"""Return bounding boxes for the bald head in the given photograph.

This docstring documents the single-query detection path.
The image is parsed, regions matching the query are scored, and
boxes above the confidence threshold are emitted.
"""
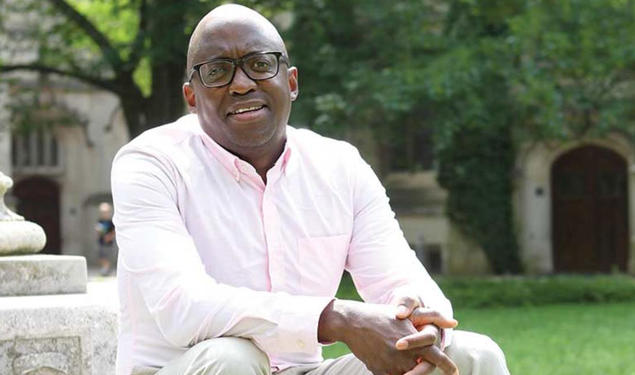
[187,4,287,71]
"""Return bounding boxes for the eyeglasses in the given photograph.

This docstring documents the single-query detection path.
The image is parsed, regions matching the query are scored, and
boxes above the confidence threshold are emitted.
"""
[189,51,289,88]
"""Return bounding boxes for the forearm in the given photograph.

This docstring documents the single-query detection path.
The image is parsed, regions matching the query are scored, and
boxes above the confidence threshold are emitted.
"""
[318,299,352,344]
[125,260,332,352]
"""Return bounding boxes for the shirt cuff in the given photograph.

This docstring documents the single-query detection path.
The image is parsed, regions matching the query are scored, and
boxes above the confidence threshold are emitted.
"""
[440,327,453,350]
[253,295,333,354]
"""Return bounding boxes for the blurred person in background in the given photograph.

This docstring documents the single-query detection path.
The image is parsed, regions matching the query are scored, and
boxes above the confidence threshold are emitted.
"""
[95,201,115,276]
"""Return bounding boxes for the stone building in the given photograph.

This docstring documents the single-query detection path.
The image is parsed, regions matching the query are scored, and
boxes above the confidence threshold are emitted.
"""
[0,78,129,265]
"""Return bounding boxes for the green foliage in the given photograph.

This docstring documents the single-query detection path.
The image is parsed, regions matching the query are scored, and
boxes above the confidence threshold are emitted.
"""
[437,275,635,308]
[507,0,635,140]
[421,37,522,273]
[336,273,635,308]
[288,0,635,273]
[286,0,445,139]
[0,0,292,136]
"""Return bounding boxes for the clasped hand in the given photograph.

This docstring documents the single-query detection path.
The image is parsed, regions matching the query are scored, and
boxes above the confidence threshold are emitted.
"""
[332,299,458,375]
[393,295,459,375]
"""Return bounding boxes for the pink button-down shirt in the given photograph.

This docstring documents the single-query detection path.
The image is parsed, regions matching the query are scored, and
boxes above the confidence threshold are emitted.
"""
[111,114,452,375]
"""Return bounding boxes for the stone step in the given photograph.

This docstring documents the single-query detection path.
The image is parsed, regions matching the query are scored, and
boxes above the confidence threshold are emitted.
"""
[0,255,87,296]
[0,288,118,374]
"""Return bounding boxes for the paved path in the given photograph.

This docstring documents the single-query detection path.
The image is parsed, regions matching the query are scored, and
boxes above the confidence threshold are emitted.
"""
[87,267,119,309]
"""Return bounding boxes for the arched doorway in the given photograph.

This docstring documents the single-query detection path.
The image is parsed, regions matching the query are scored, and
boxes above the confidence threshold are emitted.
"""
[13,177,62,254]
[551,145,628,272]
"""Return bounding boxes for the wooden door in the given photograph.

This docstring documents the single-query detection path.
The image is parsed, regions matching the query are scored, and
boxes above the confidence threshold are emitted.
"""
[552,146,628,272]
[13,177,61,254]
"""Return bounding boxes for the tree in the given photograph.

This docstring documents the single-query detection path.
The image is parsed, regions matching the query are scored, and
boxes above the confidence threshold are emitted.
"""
[0,0,288,137]
[286,0,447,172]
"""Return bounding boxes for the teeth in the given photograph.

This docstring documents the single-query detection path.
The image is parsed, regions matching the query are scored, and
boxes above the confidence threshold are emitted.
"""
[233,105,263,114]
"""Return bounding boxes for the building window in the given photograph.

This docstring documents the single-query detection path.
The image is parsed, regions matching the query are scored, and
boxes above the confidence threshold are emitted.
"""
[11,129,62,174]
[413,242,443,274]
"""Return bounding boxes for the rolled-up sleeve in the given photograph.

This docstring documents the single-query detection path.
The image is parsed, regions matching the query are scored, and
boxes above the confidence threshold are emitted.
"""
[344,147,454,346]
[111,147,331,353]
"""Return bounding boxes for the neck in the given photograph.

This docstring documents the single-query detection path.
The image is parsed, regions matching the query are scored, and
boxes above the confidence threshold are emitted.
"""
[221,138,286,184]
[242,143,285,184]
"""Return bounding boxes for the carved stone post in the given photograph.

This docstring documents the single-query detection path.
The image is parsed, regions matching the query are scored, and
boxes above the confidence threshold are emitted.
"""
[0,171,46,255]
[0,170,117,374]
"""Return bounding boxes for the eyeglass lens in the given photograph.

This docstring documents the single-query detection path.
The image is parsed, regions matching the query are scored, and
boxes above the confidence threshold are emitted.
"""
[198,53,280,87]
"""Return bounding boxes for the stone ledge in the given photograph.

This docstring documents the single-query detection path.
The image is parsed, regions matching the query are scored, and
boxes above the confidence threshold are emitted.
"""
[0,291,118,374]
[0,255,87,296]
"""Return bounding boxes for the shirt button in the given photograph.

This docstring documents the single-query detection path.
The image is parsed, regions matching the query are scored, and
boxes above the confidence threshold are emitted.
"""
[297,339,305,349]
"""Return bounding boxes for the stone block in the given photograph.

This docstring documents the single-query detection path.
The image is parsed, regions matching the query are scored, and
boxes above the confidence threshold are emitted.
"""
[0,291,118,374]
[0,255,87,296]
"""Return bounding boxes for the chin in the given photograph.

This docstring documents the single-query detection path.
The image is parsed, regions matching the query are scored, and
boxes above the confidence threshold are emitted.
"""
[229,123,284,147]
[229,132,277,150]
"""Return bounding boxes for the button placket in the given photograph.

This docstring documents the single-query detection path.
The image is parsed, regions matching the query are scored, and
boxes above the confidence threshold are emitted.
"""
[261,185,286,291]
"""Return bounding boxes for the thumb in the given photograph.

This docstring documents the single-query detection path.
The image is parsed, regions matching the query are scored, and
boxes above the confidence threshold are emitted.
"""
[392,295,421,319]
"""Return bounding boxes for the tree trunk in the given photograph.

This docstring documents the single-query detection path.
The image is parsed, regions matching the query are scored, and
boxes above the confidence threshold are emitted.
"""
[141,0,190,135]
[114,73,148,138]
[146,61,187,131]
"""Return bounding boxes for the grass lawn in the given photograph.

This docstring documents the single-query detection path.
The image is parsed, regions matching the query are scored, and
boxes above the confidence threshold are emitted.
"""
[454,302,635,374]
[324,276,635,374]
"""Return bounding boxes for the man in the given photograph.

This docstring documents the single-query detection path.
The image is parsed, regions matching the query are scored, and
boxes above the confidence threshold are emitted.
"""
[111,4,510,375]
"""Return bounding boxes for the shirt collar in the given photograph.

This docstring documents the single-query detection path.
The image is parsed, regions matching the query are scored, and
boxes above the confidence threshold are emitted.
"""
[192,115,294,181]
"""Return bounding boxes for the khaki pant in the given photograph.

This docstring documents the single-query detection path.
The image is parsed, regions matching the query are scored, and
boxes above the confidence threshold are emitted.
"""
[132,330,509,375]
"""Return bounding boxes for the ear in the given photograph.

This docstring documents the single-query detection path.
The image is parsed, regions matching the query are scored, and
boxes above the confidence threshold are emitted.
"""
[287,67,299,102]
[183,82,197,112]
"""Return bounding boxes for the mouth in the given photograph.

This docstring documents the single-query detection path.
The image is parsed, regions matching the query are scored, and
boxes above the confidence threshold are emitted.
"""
[226,103,268,123]
[228,104,266,116]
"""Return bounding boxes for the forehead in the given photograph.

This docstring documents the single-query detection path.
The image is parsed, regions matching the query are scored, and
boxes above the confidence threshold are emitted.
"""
[193,19,283,61]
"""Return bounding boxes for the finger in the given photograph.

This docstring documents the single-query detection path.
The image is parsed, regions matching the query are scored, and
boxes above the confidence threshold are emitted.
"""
[395,324,438,350]
[392,295,421,319]
[420,345,458,375]
[403,359,434,375]
[410,308,458,329]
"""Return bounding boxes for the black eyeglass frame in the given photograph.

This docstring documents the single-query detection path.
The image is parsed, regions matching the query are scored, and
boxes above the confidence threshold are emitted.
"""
[188,51,290,88]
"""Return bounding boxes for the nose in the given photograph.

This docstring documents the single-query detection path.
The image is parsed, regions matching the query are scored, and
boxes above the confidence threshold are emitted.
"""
[229,66,257,95]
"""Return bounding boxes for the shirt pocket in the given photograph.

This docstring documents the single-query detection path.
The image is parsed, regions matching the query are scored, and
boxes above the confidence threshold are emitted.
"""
[297,235,350,297]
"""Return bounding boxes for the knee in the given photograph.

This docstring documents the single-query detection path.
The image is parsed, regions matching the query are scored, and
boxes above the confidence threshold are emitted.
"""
[189,337,270,375]
[446,331,509,375]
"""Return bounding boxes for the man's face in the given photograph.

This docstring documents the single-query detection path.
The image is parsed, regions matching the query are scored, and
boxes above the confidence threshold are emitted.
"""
[184,19,298,157]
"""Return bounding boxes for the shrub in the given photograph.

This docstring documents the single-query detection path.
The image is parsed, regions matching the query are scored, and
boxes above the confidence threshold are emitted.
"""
[336,273,635,308]
[436,275,635,308]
